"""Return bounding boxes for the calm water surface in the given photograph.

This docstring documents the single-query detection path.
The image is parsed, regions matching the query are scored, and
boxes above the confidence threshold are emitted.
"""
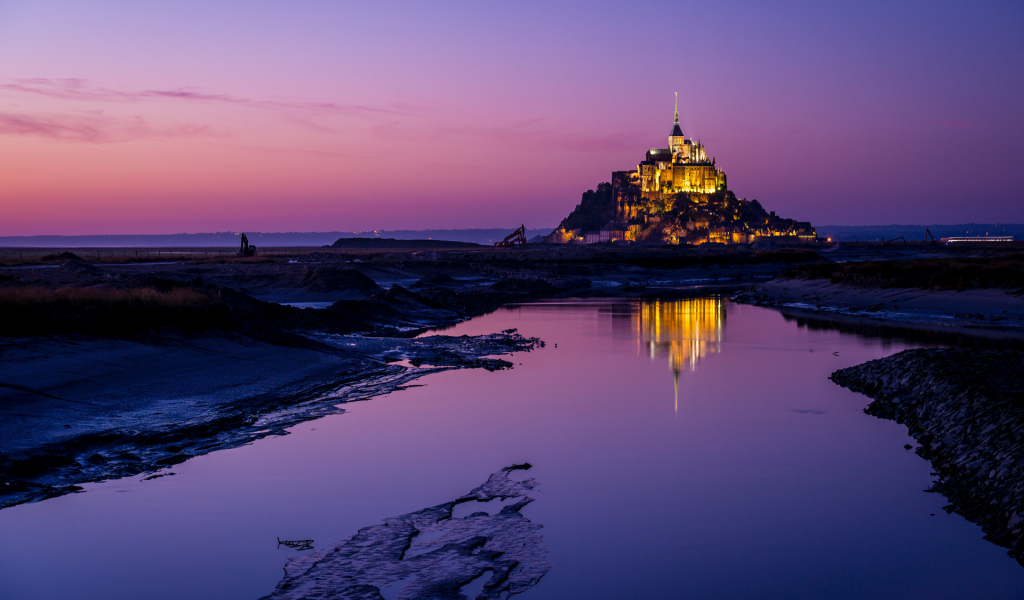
[3,297,1023,599]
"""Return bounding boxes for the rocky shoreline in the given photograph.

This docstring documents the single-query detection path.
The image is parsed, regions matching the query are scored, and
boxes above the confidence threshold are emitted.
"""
[831,349,1024,563]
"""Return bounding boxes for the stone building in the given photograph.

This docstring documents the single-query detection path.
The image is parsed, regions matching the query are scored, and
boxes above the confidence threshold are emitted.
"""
[614,93,728,222]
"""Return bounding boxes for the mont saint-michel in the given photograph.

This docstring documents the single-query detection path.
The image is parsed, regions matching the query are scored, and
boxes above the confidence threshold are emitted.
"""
[4,1,1024,597]
[549,94,817,245]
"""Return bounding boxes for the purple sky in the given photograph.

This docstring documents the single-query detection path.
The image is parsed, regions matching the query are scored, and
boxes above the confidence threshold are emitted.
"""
[0,0,1021,234]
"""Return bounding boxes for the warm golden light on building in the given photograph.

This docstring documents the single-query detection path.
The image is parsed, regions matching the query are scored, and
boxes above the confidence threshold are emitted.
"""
[625,94,729,203]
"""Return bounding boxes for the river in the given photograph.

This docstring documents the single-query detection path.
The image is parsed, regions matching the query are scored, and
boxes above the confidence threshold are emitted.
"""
[2,295,1023,599]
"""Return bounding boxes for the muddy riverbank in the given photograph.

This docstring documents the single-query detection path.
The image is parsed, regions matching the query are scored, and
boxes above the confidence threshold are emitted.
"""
[733,279,1024,334]
[734,253,1024,333]
[0,329,542,510]
[0,263,581,509]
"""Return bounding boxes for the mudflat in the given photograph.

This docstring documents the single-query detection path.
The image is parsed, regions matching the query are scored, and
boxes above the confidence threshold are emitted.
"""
[735,278,1024,331]
[1,251,594,509]
[0,328,545,509]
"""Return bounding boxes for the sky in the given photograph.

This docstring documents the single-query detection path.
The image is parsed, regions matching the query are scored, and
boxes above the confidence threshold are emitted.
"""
[0,0,1022,235]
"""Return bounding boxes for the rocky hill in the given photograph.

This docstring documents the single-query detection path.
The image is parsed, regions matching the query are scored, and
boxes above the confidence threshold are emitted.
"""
[554,181,812,245]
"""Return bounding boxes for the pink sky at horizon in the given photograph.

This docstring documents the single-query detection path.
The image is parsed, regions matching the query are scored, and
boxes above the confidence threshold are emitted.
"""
[0,0,1021,236]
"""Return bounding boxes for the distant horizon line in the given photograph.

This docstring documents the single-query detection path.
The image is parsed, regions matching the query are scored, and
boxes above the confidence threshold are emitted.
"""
[0,228,558,248]
[0,228,556,238]
[0,223,1021,248]
[2,222,1024,238]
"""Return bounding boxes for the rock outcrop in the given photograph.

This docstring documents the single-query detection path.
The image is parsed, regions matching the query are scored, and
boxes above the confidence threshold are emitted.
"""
[261,465,548,600]
[831,349,1024,563]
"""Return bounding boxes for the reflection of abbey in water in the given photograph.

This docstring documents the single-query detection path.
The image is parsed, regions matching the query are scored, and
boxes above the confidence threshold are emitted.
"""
[634,297,725,410]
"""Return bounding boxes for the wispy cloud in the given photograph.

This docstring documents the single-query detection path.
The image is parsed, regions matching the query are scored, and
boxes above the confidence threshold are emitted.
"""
[0,78,626,154]
[0,78,425,144]
[0,111,219,143]
[0,78,419,117]
[0,78,135,102]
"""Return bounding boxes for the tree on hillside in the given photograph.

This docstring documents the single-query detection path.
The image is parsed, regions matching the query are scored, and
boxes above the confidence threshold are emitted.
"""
[559,183,615,232]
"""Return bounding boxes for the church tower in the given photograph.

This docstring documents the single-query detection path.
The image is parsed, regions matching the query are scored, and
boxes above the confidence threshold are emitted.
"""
[668,92,686,158]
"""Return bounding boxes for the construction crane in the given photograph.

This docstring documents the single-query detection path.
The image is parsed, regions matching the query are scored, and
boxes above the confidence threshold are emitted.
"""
[495,225,527,247]
[925,228,937,244]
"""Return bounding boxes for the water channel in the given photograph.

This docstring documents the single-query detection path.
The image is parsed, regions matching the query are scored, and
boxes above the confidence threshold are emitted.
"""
[3,295,1023,598]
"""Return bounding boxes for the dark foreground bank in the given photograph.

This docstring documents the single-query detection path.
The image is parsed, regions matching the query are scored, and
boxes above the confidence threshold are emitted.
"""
[832,349,1024,563]
[0,270,591,509]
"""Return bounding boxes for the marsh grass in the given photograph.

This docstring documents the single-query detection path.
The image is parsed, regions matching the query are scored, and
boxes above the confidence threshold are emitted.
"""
[788,254,1024,293]
[0,285,230,336]
[0,248,282,266]
[0,286,209,307]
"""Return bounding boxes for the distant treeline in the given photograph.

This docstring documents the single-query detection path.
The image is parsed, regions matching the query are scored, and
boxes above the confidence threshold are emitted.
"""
[0,228,554,248]
[816,224,1024,242]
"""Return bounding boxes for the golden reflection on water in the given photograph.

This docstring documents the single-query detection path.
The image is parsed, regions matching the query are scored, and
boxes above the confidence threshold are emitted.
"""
[634,297,725,412]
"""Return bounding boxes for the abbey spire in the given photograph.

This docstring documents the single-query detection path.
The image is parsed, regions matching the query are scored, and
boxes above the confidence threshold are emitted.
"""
[670,92,684,138]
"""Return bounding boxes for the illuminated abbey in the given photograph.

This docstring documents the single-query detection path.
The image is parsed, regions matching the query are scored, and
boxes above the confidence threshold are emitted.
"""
[632,93,727,199]
[551,94,816,245]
